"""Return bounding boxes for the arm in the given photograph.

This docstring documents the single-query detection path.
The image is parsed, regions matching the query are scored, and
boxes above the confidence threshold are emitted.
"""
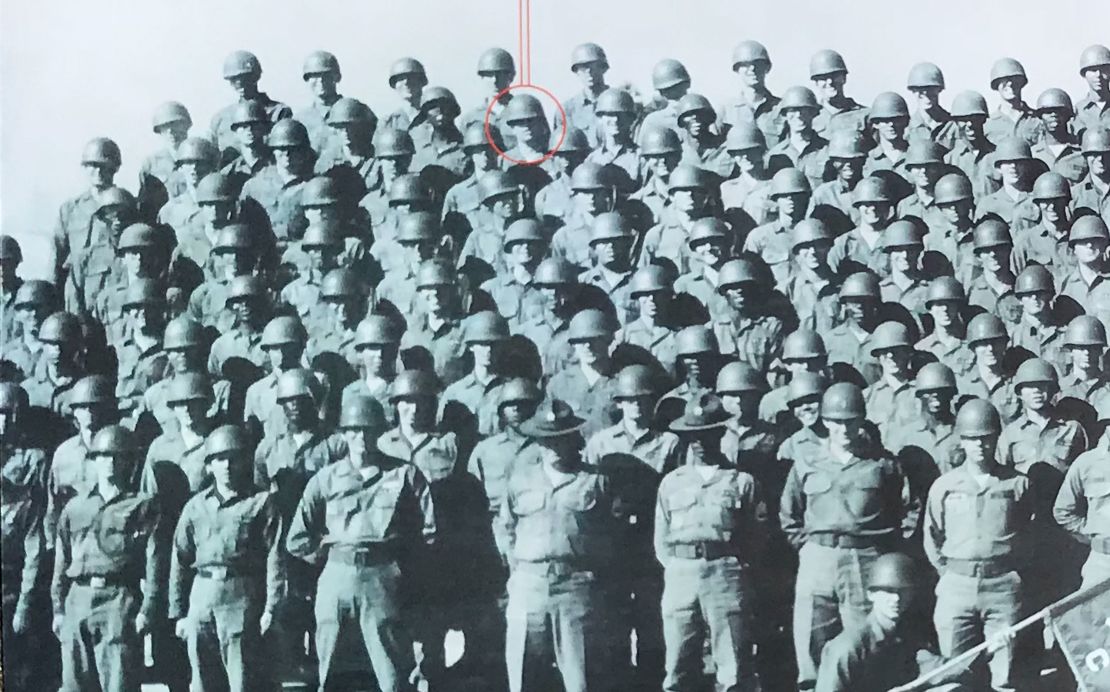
[168,503,197,621]
[895,460,921,541]
[141,498,168,622]
[923,484,946,571]
[285,475,327,564]
[779,465,807,550]
[17,481,46,628]
[814,635,858,692]
[653,482,671,569]
[260,494,285,620]
[1053,463,1089,540]
[51,510,71,621]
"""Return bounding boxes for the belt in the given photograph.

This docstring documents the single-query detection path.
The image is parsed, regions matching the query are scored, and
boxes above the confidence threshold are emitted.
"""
[1091,536,1110,554]
[328,545,399,567]
[943,558,1017,578]
[196,566,251,580]
[671,541,740,561]
[71,575,139,589]
[513,560,593,578]
[809,533,885,549]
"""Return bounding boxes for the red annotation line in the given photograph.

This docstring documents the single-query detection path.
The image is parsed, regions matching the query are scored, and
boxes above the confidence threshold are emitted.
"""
[525,0,532,84]
[517,0,532,85]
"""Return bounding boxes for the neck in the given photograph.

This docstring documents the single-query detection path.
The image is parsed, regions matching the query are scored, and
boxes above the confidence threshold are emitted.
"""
[1026,407,1050,426]
[738,84,764,101]
[97,479,122,500]
[216,482,242,499]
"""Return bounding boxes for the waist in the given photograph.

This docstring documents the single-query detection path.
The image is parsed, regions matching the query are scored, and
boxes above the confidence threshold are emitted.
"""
[670,540,742,562]
[513,558,595,578]
[943,557,1019,578]
[70,574,140,589]
[195,564,257,580]
[327,543,401,567]
[808,532,890,549]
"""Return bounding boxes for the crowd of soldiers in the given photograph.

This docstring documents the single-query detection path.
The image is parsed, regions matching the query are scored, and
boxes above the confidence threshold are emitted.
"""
[3,36,1110,692]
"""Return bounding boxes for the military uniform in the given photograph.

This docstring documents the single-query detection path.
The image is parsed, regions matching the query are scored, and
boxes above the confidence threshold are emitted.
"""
[116,335,171,419]
[718,92,783,147]
[210,95,292,154]
[767,135,829,188]
[829,228,887,278]
[240,167,311,246]
[481,269,545,327]
[712,313,785,375]
[470,427,534,557]
[944,140,1000,200]
[47,434,96,544]
[1054,439,1110,588]
[546,366,619,440]
[208,326,266,377]
[983,104,1044,147]
[399,314,468,386]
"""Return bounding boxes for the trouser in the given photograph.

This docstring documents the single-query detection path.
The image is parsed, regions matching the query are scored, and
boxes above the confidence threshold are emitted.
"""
[272,556,316,683]
[934,569,1024,692]
[3,588,39,691]
[182,573,271,692]
[606,541,664,690]
[1081,548,1110,590]
[314,559,416,692]
[661,557,757,692]
[792,541,880,688]
[59,582,143,692]
[505,564,613,692]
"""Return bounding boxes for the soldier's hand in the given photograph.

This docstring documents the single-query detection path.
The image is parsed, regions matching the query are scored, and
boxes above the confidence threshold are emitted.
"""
[135,613,149,634]
[987,629,1016,654]
[259,611,274,635]
[52,614,64,638]
[12,609,28,634]
[174,618,190,640]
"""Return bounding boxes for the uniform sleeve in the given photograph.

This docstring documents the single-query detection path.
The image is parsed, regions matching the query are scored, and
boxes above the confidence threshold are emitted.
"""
[141,498,168,622]
[260,493,285,616]
[17,461,47,622]
[1054,462,1089,539]
[779,464,807,550]
[410,467,437,545]
[894,459,921,541]
[923,482,946,571]
[499,482,519,562]
[814,634,858,692]
[653,479,672,569]
[52,509,71,619]
[285,475,327,564]
[168,502,197,620]
[740,474,769,559]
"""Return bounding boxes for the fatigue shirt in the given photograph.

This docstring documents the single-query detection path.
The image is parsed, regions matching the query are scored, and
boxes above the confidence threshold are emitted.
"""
[907,109,959,150]
[377,428,460,485]
[412,133,467,177]
[674,270,728,321]
[546,366,619,440]
[615,320,679,373]
[965,274,1022,326]
[239,166,310,244]
[718,90,784,146]
[829,227,888,278]
[584,141,642,186]
[208,326,266,377]
[458,222,508,274]
[315,148,378,194]
[210,94,292,154]
[116,337,170,415]
[1031,137,1088,184]
[960,369,1022,424]
[52,190,100,284]
[983,103,1045,147]
[915,333,976,379]
[341,377,395,426]
[142,426,212,516]
[810,180,860,224]
[816,614,949,692]
[295,96,341,153]
[1,442,47,617]
[21,362,80,416]
[1013,224,1074,281]
[1011,316,1068,374]
[518,311,574,375]
[481,270,545,326]
[743,219,794,287]
[399,314,468,386]
[255,429,347,520]
[878,275,928,314]
[712,312,785,374]
[680,136,734,179]
[640,218,696,274]
[863,143,911,185]
[1075,93,1110,135]
[1054,442,1110,542]
[580,266,636,324]
[925,224,977,287]
[766,133,830,188]
[720,175,774,226]
[556,90,603,149]
[813,99,869,139]
[824,323,881,385]
[944,139,1000,200]
[47,434,94,544]
[140,375,231,434]
[1058,375,1110,419]
[534,174,574,223]
[280,275,326,323]
[1072,176,1110,222]
[785,272,839,333]
[186,279,235,331]
[469,430,534,519]
[440,372,505,437]
[895,192,946,235]
[998,412,1087,476]
[1058,266,1110,321]
[550,214,594,269]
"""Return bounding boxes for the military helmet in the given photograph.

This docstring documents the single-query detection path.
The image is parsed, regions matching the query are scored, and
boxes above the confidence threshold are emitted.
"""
[504,94,546,124]
[163,317,206,351]
[13,280,56,309]
[993,137,1034,164]
[397,212,441,244]
[790,219,833,250]
[570,162,610,191]
[907,62,945,90]
[388,57,427,86]
[152,101,192,132]
[267,119,310,149]
[1014,265,1054,295]
[676,93,715,122]
[675,325,719,356]
[533,258,579,286]
[770,167,811,197]
[934,173,974,205]
[950,91,989,119]
[1070,216,1110,244]
[571,42,608,70]
[375,128,416,158]
[853,176,894,206]
[732,40,771,69]
[354,315,402,348]
[321,268,365,300]
[882,220,924,250]
[724,123,767,153]
[498,378,542,407]
[973,219,1013,251]
[213,224,255,252]
[327,98,377,127]
[955,398,1002,437]
[302,50,340,78]
[116,223,160,253]
[166,373,213,405]
[464,311,510,343]
[1013,358,1057,389]
[390,173,433,206]
[869,321,914,354]
[477,47,515,74]
[590,211,634,245]
[782,329,827,360]
[568,309,617,342]
[302,221,345,250]
[614,365,657,399]
[1031,172,1071,202]
[641,127,683,156]
[828,130,868,159]
[839,271,881,301]
[478,171,519,203]
[81,137,122,168]
[174,137,219,166]
[870,92,910,120]
[90,425,138,457]
[261,315,307,348]
[717,258,761,289]
[415,260,456,289]
[558,127,590,154]
[225,275,268,303]
[904,141,948,167]
[595,88,636,115]
[716,361,766,394]
[301,177,342,208]
[630,264,673,296]
[652,59,691,90]
[668,165,716,192]
[687,218,731,247]
[1065,315,1108,348]
[1035,88,1074,114]
[1082,127,1110,155]
[989,57,1027,88]
[229,101,268,128]
[503,218,546,248]
[38,312,83,344]
[779,86,820,111]
[869,553,918,590]
[915,362,957,393]
[787,371,827,405]
[122,278,166,309]
[820,382,866,420]
[463,122,493,152]
[925,276,967,306]
[809,49,848,78]
[390,369,440,401]
[338,395,387,431]
[69,375,116,408]
[1080,44,1110,74]
[205,424,253,460]
[222,50,261,79]
[0,235,22,263]
[276,368,319,402]
[967,313,1009,344]
[195,173,236,204]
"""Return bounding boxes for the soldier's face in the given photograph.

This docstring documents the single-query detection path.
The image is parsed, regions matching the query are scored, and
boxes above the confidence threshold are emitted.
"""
[998,161,1022,187]
[480,71,512,95]
[907,165,932,189]
[574,62,606,90]
[274,148,298,172]
[616,396,650,424]
[598,112,631,139]
[637,292,661,319]
[396,398,433,430]
[1039,109,1067,132]
[858,202,887,226]
[889,248,913,273]
[1036,199,1067,225]
[158,122,189,149]
[593,239,617,266]
[973,340,1004,368]
[960,435,996,465]
[489,193,518,220]
[358,344,388,375]
[171,399,208,429]
[393,76,423,104]
[471,149,496,173]
[232,298,258,324]
[281,396,314,428]
[343,427,379,461]
[680,112,709,139]
[209,453,249,490]
[1073,238,1109,264]
[976,247,1006,273]
[1019,383,1051,411]
[725,284,751,311]
[129,305,163,335]
[166,348,190,373]
[1069,345,1100,371]
[685,428,724,462]
[330,299,362,327]
[1085,66,1110,94]
[719,392,755,418]
[734,61,767,88]
[919,390,950,416]
[794,244,828,272]
[730,149,762,174]
[995,78,1021,102]
[1087,152,1109,179]
[572,337,608,366]
[955,117,984,142]
[425,105,451,129]
[775,193,801,219]
[508,240,541,267]
[470,342,493,368]
[938,201,972,226]
[673,189,708,215]
[1019,291,1049,316]
[681,355,702,382]
[834,158,862,182]
[306,72,338,100]
[94,453,132,487]
[793,398,821,427]
[929,301,959,329]
[786,358,822,375]
[42,341,62,364]
[783,108,815,133]
[420,285,449,314]
[812,72,845,100]
[233,122,267,149]
[84,163,115,190]
[841,298,869,322]
[824,417,862,448]
[508,118,541,144]
[16,305,41,332]
[573,189,609,215]
[178,161,210,189]
[869,586,913,622]
[910,87,941,111]
[501,401,532,426]
[873,119,906,142]
[227,74,259,99]
[266,344,299,371]
[877,348,911,377]
[692,239,724,267]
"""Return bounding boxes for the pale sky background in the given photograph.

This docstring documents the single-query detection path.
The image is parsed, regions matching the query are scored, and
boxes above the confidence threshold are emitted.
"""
[3,0,1108,278]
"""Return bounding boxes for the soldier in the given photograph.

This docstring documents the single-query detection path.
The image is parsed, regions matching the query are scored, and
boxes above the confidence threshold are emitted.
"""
[170,424,281,692]
[370,178,437,274]
[287,396,436,691]
[555,43,610,149]
[654,393,764,692]
[1074,126,1110,222]
[662,326,721,412]
[64,187,138,318]
[823,271,883,385]
[171,173,236,279]
[998,358,1088,478]
[1013,172,1075,277]
[906,62,959,149]
[400,261,468,386]
[307,268,369,368]
[22,311,84,416]
[785,219,839,332]
[1031,89,1088,183]
[280,220,341,323]
[1076,44,1110,136]
[52,425,165,692]
[460,171,522,273]
[924,398,1034,692]
[52,137,121,288]
[744,167,812,287]
[777,371,829,470]
[864,93,913,187]
[459,47,517,136]
[966,220,1021,325]
[383,57,428,138]
[245,315,309,439]
[1058,315,1110,420]
[810,129,867,225]
[780,382,916,689]
[878,220,929,313]
[501,94,553,165]
[673,218,731,321]
[639,59,693,138]
[1055,414,1110,588]
[897,141,949,236]
[207,275,271,377]
[975,138,1039,226]
[517,258,579,374]
[963,313,1022,424]
[440,311,511,439]
[616,264,681,372]
[240,119,314,249]
[767,86,829,188]
[411,87,466,176]
[586,88,643,184]
[481,217,546,327]
[828,176,894,279]
[551,163,616,267]
[547,309,619,438]
[97,222,169,344]
[292,177,371,276]
[719,40,783,145]
[316,97,378,192]
[581,212,636,322]
[343,314,403,418]
[984,57,1044,147]
[157,137,220,235]
[296,51,343,153]
[891,362,959,491]
[639,165,718,274]
[946,91,1001,200]
[185,223,257,332]
[719,123,774,227]
[115,279,171,422]
[0,382,48,691]
[0,235,25,346]
[444,123,501,238]
[712,257,786,374]
[536,128,591,224]
[1059,215,1110,320]
[140,102,193,221]
[675,93,732,178]
[219,102,274,192]
[930,173,978,284]
[760,329,827,427]
[808,49,869,138]
[140,317,230,433]
[210,50,291,155]
[501,398,618,692]
[864,321,923,445]
[917,277,975,381]
[1011,265,1068,370]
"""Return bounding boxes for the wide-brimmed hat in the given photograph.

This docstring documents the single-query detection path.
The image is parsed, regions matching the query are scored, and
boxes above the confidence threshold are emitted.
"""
[670,393,731,433]
[520,399,586,438]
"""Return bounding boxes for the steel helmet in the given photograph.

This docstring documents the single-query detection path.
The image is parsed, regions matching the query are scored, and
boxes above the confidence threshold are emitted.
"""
[595,88,636,115]
[116,223,159,253]
[261,315,307,348]
[327,98,377,128]
[989,58,1027,88]
[390,173,433,206]
[558,127,590,154]
[1070,216,1110,244]
[195,173,235,204]
[1035,88,1074,114]
[230,101,268,128]
[570,162,610,192]
[905,141,948,167]
[163,317,206,351]
[0,235,22,263]
[925,276,966,306]
[1080,44,1110,74]
[205,424,253,460]
[716,361,766,393]
[787,371,827,405]
[671,394,731,432]
[301,177,342,208]
[869,553,918,590]
[839,272,881,301]
[955,398,1002,437]
[615,364,657,399]
[934,173,974,205]
[570,42,608,70]
[1065,315,1108,348]
[1031,172,1071,202]
[354,315,402,347]
[869,321,914,354]
[641,127,683,156]
[302,50,340,78]
[778,86,820,111]
[222,50,261,79]
[226,275,268,303]
[268,119,310,149]
[90,425,138,457]
[276,368,319,402]
[397,212,441,244]
[390,369,440,400]
[589,211,634,245]
[770,167,811,197]
[1082,127,1110,155]
[213,224,255,252]
[14,280,56,309]
[967,313,1008,344]
[993,138,1034,165]
[853,176,894,206]
[166,372,213,405]
[973,219,1013,251]
[152,101,192,131]
[122,278,166,309]
[464,311,510,343]
[782,329,827,360]
[950,91,989,119]
[568,309,617,342]
[81,137,121,168]
[0,382,28,414]
[374,128,416,158]
[534,258,579,286]
[69,375,117,408]
[418,86,460,118]
[653,59,691,90]
[675,325,719,356]
[1014,265,1054,295]
[717,258,761,289]
[687,218,731,247]
[668,165,716,192]
[1013,358,1058,389]
[809,49,848,78]
[478,171,519,203]
[790,219,834,250]
[174,137,219,166]
[915,362,957,393]
[724,123,767,152]
[907,62,945,90]
[415,260,456,289]
[463,122,493,152]
[677,93,715,122]
[96,187,137,214]
[498,378,542,407]
[732,40,771,70]
[828,130,868,159]
[338,395,387,431]
[477,47,515,74]
[870,92,910,120]
[820,382,866,420]
[388,57,427,86]
[321,268,365,300]
[38,312,82,344]
[502,218,546,248]
[881,220,924,250]
[629,265,673,296]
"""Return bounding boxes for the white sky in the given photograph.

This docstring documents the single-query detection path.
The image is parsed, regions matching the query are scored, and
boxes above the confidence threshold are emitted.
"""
[3,0,1108,277]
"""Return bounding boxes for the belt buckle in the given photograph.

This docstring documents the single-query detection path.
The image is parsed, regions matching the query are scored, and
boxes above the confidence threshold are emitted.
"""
[89,576,107,588]
[694,543,706,559]
[208,566,229,580]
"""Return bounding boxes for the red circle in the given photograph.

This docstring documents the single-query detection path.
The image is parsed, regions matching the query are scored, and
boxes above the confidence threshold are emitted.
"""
[483,83,568,167]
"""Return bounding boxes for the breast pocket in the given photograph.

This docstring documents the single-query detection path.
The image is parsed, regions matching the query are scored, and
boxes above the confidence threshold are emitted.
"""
[562,485,599,514]
[844,469,883,518]
[512,489,548,517]
[96,513,140,559]
[665,489,700,531]
[983,489,1018,536]
[1087,481,1110,522]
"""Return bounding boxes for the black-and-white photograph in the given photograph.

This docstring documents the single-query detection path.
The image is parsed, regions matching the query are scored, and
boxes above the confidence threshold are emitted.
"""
[3,1,1110,690]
